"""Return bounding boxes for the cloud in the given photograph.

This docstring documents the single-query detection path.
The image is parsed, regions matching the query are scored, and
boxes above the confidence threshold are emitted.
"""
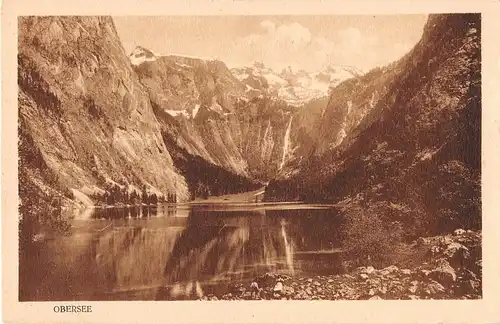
[229,20,399,72]
[234,21,327,71]
[337,27,378,56]
[240,21,312,54]
[274,22,312,48]
[260,20,275,33]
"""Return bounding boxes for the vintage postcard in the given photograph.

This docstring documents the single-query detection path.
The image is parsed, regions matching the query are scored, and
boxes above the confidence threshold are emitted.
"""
[2,0,500,323]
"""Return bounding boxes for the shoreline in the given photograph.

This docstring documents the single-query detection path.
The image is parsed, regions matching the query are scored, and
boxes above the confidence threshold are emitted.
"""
[198,229,481,301]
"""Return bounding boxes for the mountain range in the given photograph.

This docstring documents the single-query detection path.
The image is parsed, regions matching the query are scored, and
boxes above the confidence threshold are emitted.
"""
[18,14,481,237]
[231,61,362,106]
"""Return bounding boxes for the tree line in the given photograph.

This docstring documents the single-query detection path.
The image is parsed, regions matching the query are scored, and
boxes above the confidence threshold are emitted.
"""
[162,133,261,201]
[90,183,177,206]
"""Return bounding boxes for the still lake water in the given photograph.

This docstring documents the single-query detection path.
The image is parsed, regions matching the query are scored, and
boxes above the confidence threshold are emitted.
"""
[23,203,346,301]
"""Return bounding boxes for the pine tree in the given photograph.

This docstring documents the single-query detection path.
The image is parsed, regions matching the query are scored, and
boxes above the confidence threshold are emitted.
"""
[106,191,114,205]
[108,184,121,204]
[121,187,128,204]
[141,185,148,204]
[129,190,136,204]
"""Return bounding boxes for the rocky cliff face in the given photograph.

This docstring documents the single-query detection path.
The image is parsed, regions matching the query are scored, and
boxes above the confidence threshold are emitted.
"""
[132,49,328,181]
[133,53,249,175]
[266,14,481,235]
[18,16,190,209]
[18,16,332,213]
[19,16,346,215]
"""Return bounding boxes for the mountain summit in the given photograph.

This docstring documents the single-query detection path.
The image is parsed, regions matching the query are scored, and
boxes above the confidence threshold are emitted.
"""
[129,45,158,65]
[231,62,361,105]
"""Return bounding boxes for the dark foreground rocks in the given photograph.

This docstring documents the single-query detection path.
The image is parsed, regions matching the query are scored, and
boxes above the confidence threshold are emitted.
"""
[199,229,481,300]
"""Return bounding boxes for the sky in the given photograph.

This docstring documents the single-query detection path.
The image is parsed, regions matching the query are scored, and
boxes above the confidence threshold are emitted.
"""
[114,15,428,73]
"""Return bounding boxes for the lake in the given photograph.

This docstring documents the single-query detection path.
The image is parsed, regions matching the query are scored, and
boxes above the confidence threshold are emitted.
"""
[20,202,346,301]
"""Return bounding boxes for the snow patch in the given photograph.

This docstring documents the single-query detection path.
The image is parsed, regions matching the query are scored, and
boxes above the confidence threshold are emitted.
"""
[130,55,157,66]
[233,63,361,106]
[417,148,440,161]
[233,72,250,82]
[347,100,353,115]
[209,98,224,114]
[129,47,158,66]
[262,73,287,86]
[369,92,377,108]
[175,62,193,69]
[308,79,329,94]
[336,125,347,146]
[165,109,191,118]
[467,28,477,35]
[296,76,311,88]
[245,84,257,92]
[192,104,201,118]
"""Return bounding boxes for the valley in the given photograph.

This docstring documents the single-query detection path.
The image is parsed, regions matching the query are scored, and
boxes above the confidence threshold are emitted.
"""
[17,14,481,301]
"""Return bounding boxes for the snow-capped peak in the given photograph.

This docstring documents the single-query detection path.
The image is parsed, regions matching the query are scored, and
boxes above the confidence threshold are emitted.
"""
[129,46,158,66]
[231,62,362,106]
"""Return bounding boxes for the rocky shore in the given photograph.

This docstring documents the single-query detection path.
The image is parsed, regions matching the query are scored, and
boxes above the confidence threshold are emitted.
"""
[199,229,481,300]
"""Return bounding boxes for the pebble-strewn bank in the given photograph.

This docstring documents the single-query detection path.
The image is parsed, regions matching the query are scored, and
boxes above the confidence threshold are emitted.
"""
[200,229,481,300]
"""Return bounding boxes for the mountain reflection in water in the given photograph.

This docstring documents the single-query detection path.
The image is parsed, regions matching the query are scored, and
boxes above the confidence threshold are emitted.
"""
[22,203,344,301]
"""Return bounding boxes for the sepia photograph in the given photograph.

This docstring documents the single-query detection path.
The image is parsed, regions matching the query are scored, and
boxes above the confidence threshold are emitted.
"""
[15,12,483,303]
[6,0,500,322]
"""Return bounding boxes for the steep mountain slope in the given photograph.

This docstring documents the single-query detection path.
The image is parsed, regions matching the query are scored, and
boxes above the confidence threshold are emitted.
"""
[161,133,261,199]
[281,67,397,177]
[132,52,249,175]
[132,50,325,181]
[18,16,354,217]
[266,14,481,235]
[18,16,190,210]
